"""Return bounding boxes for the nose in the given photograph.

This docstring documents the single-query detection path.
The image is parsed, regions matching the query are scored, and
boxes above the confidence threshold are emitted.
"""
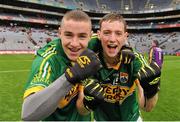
[71,37,79,47]
[109,33,116,42]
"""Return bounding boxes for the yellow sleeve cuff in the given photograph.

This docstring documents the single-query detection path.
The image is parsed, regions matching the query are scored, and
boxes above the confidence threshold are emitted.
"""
[23,86,45,99]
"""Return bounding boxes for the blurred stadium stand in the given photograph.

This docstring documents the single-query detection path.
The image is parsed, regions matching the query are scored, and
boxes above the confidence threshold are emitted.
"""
[0,26,57,51]
[0,0,179,54]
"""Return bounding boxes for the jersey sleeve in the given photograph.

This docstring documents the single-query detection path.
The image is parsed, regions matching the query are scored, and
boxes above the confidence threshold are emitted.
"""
[23,56,55,99]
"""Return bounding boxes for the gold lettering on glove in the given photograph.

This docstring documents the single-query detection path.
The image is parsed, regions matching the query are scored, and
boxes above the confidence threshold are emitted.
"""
[77,56,91,68]
[66,68,73,78]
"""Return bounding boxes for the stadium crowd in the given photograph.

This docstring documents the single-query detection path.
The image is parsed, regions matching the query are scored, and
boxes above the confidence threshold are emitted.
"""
[0,25,179,55]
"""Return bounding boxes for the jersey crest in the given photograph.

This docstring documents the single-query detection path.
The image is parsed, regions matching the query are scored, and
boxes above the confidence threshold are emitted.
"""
[119,72,129,83]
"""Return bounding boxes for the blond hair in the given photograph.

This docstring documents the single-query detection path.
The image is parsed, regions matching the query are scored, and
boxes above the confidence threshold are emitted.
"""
[61,10,92,29]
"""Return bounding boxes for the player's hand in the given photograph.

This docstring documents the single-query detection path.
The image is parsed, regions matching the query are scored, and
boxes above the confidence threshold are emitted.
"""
[65,49,102,84]
[82,79,105,111]
[120,45,135,64]
[138,61,161,99]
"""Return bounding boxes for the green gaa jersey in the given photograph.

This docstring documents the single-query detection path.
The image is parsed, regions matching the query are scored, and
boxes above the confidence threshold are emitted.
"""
[23,38,92,121]
[88,37,144,121]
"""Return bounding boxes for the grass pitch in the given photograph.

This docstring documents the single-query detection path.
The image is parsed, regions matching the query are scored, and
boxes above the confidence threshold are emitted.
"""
[141,56,180,121]
[0,54,33,121]
[0,54,179,120]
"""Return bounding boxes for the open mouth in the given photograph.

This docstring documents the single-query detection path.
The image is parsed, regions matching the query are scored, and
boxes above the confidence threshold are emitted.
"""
[68,47,80,52]
[107,44,118,49]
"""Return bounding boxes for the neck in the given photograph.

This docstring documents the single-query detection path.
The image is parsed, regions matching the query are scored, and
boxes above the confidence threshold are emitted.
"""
[103,53,120,68]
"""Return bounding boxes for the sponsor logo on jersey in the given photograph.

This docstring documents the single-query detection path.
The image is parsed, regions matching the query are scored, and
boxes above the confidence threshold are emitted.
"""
[102,83,135,104]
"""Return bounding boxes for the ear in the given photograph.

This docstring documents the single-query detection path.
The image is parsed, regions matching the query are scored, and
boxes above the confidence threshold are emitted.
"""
[97,30,101,40]
[123,32,129,45]
[125,32,128,38]
[58,27,61,38]
[91,31,93,35]
[90,30,93,37]
[126,32,129,37]
[124,32,128,42]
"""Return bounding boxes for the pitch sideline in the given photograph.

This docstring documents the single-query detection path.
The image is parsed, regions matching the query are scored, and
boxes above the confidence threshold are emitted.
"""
[0,69,30,73]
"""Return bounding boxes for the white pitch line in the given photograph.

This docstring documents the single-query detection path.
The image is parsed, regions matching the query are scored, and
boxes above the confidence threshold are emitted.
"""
[0,60,33,62]
[0,69,30,73]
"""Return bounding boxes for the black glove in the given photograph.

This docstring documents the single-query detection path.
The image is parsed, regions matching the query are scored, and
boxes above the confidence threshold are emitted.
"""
[120,45,135,64]
[82,79,105,111]
[138,61,161,99]
[65,49,102,84]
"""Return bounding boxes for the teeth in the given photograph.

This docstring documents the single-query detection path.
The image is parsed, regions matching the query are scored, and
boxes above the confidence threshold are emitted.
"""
[69,48,79,52]
[107,44,117,48]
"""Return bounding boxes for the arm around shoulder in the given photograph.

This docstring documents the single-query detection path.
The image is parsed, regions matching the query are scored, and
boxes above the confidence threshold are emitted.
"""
[136,79,159,112]
[21,74,73,120]
[143,93,158,112]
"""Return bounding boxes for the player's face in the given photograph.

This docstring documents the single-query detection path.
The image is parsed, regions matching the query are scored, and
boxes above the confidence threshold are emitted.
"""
[59,19,91,62]
[98,20,128,58]
[152,41,156,47]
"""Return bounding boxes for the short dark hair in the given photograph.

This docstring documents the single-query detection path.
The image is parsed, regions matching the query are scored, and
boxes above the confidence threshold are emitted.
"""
[153,40,159,47]
[99,13,127,32]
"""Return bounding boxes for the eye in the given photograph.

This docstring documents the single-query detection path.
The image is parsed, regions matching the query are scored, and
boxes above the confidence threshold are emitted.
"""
[65,34,72,36]
[79,34,88,40]
[103,31,110,35]
[64,33,73,38]
[115,32,122,36]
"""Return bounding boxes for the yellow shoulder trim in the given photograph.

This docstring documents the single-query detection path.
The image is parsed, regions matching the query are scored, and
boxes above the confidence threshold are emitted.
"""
[23,86,45,99]
[39,52,56,77]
